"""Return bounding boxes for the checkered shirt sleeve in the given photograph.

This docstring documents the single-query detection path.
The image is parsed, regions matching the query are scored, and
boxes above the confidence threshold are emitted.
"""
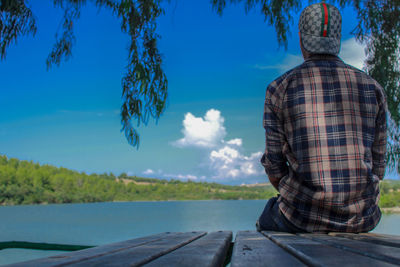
[372,83,387,180]
[261,73,290,179]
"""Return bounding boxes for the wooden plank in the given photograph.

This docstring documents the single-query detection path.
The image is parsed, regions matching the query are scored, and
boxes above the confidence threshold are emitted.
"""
[361,232,400,242]
[0,241,93,251]
[300,233,400,266]
[262,231,397,267]
[329,232,400,248]
[4,232,203,267]
[67,231,206,267]
[143,231,232,267]
[230,231,306,267]
[4,232,169,267]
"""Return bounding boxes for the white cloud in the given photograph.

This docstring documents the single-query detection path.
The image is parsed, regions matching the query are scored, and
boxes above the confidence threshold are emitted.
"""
[210,146,263,179]
[163,173,204,181]
[339,38,366,70]
[141,169,203,181]
[210,146,240,164]
[173,109,226,148]
[143,169,155,175]
[226,138,242,146]
[254,54,304,74]
[173,109,264,181]
[241,152,264,175]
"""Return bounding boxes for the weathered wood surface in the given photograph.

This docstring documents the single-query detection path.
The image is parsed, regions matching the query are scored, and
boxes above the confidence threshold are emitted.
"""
[70,231,206,267]
[4,232,172,267]
[5,232,206,267]
[5,230,400,267]
[300,233,400,265]
[230,231,306,267]
[329,232,400,248]
[263,231,399,267]
[143,231,232,267]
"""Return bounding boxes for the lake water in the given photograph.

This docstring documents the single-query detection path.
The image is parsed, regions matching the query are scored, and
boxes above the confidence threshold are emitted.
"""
[1,200,399,265]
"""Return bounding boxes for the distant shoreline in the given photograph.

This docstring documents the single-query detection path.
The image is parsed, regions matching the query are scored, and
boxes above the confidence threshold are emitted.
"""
[381,207,400,213]
[2,201,400,212]
[1,155,399,208]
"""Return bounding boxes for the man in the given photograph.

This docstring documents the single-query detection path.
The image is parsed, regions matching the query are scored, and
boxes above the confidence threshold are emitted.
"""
[257,2,387,233]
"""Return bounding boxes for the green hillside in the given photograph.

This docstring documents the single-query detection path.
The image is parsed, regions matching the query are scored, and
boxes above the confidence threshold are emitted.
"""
[0,155,276,205]
[380,179,400,208]
[0,155,399,208]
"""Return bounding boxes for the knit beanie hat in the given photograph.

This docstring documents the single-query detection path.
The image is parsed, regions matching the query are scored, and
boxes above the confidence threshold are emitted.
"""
[299,2,342,55]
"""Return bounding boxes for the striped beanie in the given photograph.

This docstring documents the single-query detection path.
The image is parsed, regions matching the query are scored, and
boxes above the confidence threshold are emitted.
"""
[299,2,342,55]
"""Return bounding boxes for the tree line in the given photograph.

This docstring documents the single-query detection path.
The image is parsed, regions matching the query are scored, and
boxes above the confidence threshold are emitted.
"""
[0,155,399,208]
[0,155,277,205]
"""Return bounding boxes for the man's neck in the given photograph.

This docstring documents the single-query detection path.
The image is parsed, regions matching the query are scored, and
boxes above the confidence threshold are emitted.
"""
[306,54,340,61]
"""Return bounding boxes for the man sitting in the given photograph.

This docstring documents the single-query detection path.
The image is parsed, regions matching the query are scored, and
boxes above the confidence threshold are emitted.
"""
[257,2,387,233]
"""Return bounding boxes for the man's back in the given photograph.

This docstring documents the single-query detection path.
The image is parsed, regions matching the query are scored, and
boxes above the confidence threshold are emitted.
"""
[262,54,387,232]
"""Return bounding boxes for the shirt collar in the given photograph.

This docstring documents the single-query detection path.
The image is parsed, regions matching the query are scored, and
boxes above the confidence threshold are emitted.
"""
[305,54,342,63]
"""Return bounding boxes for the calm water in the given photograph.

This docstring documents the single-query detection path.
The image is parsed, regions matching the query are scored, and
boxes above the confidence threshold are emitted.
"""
[0,200,399,265]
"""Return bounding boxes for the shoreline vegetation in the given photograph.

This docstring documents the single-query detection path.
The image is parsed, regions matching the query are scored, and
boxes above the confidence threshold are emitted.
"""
[0,155,399,212]
[0,155,276,205]
[381,207,400,213]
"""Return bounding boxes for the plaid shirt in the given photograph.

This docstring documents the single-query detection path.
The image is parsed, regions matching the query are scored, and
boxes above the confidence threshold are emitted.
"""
[261,54,387,232]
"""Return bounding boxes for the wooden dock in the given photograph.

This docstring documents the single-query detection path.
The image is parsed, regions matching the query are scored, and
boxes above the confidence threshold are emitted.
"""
[5,231,400,266]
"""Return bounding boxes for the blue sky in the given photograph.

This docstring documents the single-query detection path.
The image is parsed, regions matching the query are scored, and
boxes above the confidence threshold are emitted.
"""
[0,0,391,185]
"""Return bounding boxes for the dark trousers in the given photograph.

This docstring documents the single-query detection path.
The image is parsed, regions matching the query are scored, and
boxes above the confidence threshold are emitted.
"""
[256,196,305,233]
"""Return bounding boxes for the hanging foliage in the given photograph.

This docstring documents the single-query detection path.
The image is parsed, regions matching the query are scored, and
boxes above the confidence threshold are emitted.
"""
[1,0,399,162]
[0,0,167,149]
